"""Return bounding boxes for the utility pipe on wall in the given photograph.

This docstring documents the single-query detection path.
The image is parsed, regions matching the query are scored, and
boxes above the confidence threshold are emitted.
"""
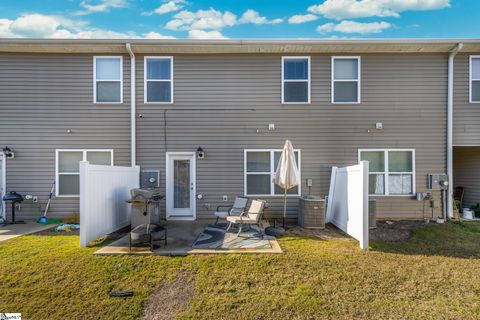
[447,42,463,219]
[126,43,136,167]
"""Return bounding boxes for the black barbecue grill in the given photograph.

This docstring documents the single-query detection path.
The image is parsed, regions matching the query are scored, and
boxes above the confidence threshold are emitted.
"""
[2,191,25,225]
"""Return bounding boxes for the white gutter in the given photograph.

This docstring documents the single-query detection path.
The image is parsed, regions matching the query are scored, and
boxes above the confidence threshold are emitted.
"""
[447,42,463,219]
[126,43,136,167]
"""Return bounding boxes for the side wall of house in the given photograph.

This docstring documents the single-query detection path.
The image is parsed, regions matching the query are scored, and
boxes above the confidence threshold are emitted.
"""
[453,53,480,146]
[0,54,131,219]
[136,53,447,220]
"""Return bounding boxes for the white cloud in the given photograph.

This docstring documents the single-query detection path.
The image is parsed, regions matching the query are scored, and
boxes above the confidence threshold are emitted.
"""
[309,0,450,19]
[238,9,283,25]
[188,29,227,39]
[76,0,128,16]
[142,0,186,16]
[288,14,318,24]
[317,20,392,34]
[165,8,237,31]
[143,31,176,39]
[0,13,175,39]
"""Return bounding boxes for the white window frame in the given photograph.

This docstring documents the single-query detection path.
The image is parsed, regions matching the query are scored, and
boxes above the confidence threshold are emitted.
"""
[358,148,416,196]
[55,149,114,197]
[244,149,301,197]
[281,56,311,104]
[144,56,174,104]
[470,55,480,103]
[331,56,361,104]
[93,56,123,104]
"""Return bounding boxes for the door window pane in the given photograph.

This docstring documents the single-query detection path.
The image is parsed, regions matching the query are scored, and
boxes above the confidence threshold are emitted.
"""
[284,82,308,102]
[334,82,358,103]
[360,151,385,172]
[147,82,171,102]
[96,58,121,80]
[246,174,271,195]
[369,174,385,195]
[389,151,412,172]
[389,174,412,195]
[174,160,190,208]
[147,59,171,80]
[58,175,80,196]
[284,59,308,80]
[247,152,270,172]
[58,152,83,173]
[87,151,112,166]
[334,59,358,80]
[472,58,480,79]
[97,82,121,102]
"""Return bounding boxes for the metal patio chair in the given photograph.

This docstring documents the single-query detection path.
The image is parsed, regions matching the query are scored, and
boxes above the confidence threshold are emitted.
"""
[226,199,266,238]
[214,196,249,225]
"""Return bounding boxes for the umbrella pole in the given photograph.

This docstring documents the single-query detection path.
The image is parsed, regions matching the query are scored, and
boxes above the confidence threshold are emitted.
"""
[283,188,287,228]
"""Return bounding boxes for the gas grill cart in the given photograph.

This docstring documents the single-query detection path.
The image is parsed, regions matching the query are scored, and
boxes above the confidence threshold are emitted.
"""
[2,191,25,225]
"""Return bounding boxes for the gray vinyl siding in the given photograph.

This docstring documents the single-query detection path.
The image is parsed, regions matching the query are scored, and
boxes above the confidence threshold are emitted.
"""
[453,53,480,146]
[453,147,480,208]
[0,54,131,219]
[136,54,447,220]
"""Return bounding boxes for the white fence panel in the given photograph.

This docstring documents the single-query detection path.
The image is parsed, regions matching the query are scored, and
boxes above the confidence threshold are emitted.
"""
[80,161,140,247]
[326,161,369,249]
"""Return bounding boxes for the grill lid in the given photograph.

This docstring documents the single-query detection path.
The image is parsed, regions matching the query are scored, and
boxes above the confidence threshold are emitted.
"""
[3,191,24,202]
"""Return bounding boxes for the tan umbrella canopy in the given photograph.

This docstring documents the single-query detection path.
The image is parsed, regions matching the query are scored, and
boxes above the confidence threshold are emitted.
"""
[273,140,300,228]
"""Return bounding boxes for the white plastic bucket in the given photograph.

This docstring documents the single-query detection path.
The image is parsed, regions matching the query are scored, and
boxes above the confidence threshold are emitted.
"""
[463,208,474,220]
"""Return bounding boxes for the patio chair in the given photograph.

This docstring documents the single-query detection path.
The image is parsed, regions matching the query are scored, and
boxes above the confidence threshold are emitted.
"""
[214,196,249,225]
[226,199,266,238]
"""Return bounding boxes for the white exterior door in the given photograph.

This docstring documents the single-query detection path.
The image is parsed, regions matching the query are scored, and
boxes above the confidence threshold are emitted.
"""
[166,152,196,220]
[0,155,5,220]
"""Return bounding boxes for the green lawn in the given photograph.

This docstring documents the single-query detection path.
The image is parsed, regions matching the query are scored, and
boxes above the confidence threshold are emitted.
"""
[1,221,480,319]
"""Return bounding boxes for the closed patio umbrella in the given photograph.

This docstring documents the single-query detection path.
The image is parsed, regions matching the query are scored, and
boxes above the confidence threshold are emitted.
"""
[273,140,300,229]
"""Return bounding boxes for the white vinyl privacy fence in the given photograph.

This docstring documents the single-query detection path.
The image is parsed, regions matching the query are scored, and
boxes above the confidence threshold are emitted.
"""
[326,161,369,249]
[80,161,140,247]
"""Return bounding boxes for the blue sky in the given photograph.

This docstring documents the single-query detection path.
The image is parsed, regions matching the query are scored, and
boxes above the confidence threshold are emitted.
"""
[0,0,478,39]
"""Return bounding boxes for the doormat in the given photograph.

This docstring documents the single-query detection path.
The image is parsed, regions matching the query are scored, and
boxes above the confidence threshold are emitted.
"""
[192,225,272,249]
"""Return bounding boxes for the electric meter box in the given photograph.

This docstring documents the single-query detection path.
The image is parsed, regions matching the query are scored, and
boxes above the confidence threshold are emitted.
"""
[427,173,448,190]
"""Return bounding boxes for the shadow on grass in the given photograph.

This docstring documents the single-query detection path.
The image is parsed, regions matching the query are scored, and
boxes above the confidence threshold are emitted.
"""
[370,221,480,259]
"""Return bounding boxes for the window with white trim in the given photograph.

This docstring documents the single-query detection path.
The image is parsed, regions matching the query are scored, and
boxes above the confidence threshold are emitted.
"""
[145,56,173,103]
[94,56,122,103]
[244,150,301,196]
[56,150,113,197]
[359,149,415,196]
[282,57,310,104]
[470,56,480,103]
[332,56,360,103]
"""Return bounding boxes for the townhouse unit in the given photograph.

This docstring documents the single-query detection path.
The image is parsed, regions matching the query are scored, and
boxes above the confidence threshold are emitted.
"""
[1,39,480,222]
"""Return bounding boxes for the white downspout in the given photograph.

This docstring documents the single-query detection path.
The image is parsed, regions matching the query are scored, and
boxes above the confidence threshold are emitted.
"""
[447,42,463,219]
[126,43,136,167]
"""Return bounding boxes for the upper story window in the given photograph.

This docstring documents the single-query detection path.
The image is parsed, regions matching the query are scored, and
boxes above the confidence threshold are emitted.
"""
[145,56,173,103]
[359,149,415,196]
[282,57,310,104]
[470,56,480,103]
[56,149,113,197]
[332,56,361,104]
[244,149,301,196]
[94,56,123,104]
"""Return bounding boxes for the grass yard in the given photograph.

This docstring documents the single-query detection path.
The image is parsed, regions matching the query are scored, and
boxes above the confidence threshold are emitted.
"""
[1,221,480,319]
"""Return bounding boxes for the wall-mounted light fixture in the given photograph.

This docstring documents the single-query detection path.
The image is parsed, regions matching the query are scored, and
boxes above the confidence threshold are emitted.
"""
[2,146,14,159]
[196,146,205,159]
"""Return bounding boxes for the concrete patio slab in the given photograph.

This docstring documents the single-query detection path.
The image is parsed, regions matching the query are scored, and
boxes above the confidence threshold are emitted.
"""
[94,220,282,256]
[0,220,54,242]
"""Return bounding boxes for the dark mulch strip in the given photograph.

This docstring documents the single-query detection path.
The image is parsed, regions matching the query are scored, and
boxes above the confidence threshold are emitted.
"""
[141,272,195,320]
[283,224,349,240]
[370,220,439,242]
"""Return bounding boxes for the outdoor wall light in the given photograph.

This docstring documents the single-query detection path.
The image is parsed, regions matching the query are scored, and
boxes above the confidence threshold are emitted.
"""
[196,147,205,159]
[2,146,14,159]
